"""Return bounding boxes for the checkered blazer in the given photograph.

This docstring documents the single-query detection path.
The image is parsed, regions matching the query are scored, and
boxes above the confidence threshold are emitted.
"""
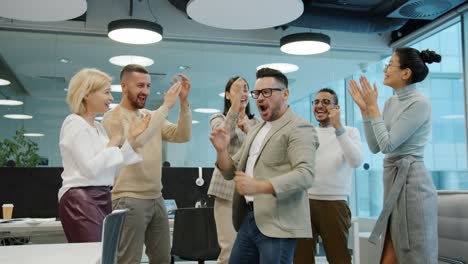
[207,109,259,200]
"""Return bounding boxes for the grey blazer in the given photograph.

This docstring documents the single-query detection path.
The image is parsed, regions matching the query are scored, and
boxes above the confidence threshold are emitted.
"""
[219,108,319,238]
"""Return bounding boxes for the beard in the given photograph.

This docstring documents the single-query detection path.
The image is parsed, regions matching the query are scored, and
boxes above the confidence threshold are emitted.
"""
[128,92,146,109]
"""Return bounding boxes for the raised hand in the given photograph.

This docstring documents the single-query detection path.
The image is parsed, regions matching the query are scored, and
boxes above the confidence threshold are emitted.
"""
[348,79,367,111]
[327,105,341,130]
[162,81,182,109]
[127,113,151,148]
[210,126,230,153]
[229,81,243,112]
[107,106,124,147]
[237,110,250,134]
[176,73,191,103]
[359,75,379,107]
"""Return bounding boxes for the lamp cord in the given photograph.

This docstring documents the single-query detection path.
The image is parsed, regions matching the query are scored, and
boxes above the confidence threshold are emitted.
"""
[147,0,159,22]
[0,89,8,99]
[129,0,133,17]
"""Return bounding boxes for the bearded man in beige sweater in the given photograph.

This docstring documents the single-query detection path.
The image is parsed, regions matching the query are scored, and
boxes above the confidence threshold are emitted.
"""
[103,64,192,264]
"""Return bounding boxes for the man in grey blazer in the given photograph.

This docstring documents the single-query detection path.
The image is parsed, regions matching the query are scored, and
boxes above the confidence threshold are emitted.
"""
[210,68,319,264]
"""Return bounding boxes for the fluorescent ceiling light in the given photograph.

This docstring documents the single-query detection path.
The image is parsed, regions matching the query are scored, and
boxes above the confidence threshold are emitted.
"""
[109,55,154,67]
[441,115,464,119]
[0,79,11,86]
[280,33,331,55]
[111,85,122,92]
[219,92,251,98]
[24,133,44,137]
[95,116,104,121]
[109,103,118,109]
[192,120,200,124]
[257,63,299,73]
[108,19,163,45]
[194,108,221,114]
[59,58,71,64]
[4,114,33,119]
[0,99,23,106]
[187,0,303,30]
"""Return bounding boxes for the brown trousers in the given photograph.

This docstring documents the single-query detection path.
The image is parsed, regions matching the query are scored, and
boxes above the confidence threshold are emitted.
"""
[294,199,352,264]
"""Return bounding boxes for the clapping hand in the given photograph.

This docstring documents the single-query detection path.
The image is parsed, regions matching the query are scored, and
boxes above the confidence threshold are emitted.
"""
[108,106,124,147]
[162,80,182,109]
[127,113,151,148]
[348,76,379,117]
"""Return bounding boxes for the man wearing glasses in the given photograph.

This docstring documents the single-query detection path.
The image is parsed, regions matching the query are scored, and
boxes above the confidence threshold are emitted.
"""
[294,88,363,264]
[210,67,318,263]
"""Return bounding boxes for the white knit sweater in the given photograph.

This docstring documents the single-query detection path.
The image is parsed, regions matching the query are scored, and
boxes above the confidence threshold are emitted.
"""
[308,126,363,200]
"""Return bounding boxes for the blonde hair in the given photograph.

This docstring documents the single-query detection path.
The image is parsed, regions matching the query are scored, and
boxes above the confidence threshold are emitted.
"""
[66,68,112,114]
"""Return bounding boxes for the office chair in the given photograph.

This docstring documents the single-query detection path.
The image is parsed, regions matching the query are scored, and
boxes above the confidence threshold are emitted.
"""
[438,191,468,264]
[171,207,220,264]
[100,209,129,264]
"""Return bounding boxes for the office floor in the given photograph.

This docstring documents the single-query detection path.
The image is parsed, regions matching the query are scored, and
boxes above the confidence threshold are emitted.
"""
[162,257,330,263]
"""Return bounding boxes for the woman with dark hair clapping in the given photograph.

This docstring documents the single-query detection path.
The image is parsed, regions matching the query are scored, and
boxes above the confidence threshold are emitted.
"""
[349,48,441,264]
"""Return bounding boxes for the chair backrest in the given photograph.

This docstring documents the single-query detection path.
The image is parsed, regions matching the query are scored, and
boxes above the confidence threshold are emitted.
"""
[438,191,468,264]
[101,209,128,264]
[171,207,220,261]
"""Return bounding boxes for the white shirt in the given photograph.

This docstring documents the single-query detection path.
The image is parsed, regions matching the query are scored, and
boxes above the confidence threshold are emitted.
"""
[58,114,142,200]
[245,121,273,202]
[308,126,363,200]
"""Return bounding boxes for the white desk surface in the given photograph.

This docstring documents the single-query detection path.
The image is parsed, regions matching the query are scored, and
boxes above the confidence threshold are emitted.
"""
[0,220,63,238]
[0,242,101,264]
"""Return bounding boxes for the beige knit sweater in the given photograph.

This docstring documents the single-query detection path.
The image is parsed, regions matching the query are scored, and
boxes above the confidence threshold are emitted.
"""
[102,104,191,200]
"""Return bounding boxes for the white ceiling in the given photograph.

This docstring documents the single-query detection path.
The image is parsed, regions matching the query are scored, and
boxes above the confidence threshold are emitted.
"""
[0,0,393,165]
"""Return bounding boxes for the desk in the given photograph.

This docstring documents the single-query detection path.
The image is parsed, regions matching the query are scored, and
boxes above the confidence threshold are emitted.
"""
[0,242,101,264]
[0,220,63,239]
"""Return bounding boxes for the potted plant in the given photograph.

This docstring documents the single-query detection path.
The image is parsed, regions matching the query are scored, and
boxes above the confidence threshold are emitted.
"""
[0,129,41,167]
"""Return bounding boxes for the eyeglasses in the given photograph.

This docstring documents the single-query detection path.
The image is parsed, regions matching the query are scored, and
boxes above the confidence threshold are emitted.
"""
[313,99,333,106]
[250,88,285,99]
[384,63,401,70]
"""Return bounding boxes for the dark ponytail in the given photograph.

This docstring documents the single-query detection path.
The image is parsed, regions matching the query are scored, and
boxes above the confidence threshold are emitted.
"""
[395,47,441,84]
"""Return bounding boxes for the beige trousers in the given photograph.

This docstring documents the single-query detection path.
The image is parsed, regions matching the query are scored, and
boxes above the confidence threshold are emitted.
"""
[112,196,171,264]
[214,197,237,264]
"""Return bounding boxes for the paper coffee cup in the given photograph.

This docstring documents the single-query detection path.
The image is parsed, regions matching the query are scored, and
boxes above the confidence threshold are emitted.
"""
[2,204,14,219]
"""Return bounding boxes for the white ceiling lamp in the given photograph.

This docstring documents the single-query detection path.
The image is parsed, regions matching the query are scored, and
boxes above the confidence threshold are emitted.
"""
[95,116,104,121]
[24,133,45,137]
[111,85,122,92]
[257,63,299,74]
[192,120,200,124]
[187,0,303,30]
[280,33,331,55]
[0,0,86,22]
[4,114,33,120]
[108,0,163,44]
[109,55,154,67]
[0,99,23,106]
[0,79,11,86]
[194,108,221,114]
[109,103,119,109]
[219,92,251,98]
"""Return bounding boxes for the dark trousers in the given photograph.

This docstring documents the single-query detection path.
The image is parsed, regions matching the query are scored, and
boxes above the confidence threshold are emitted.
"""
[59,186,112,243]
[294,199,351,264]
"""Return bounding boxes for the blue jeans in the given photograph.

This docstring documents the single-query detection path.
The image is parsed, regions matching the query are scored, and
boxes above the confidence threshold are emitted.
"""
[229,211,297,264]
